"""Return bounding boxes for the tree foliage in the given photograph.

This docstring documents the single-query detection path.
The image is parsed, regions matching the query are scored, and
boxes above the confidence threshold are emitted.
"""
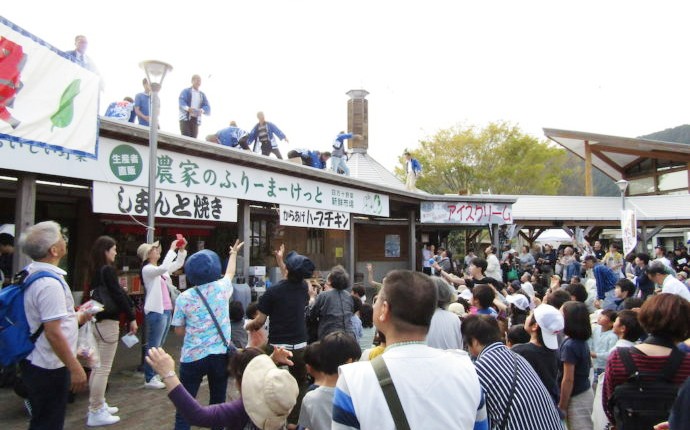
[396,122,573,195]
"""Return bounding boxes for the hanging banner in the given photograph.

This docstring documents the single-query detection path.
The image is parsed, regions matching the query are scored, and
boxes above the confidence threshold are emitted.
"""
[93,182,238,222]
[279,204,350,230]
[0,18,99,158]
[621,209,637,257]
[420,201,512,225]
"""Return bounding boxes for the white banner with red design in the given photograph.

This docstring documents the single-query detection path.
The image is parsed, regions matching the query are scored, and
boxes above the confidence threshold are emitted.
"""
[0,17,99,158]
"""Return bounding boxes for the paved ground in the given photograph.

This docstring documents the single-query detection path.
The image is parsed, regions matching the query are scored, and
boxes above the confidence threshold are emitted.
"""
[0,333,240,429]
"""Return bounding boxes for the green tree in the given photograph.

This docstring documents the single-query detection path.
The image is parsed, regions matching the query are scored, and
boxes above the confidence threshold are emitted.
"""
[396,122,573,195]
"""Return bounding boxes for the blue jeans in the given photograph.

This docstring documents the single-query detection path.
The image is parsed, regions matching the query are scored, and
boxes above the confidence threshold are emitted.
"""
[331,155,350,176]
[144,310,172,382]
[174,353,228,430]
[20,360,70,430]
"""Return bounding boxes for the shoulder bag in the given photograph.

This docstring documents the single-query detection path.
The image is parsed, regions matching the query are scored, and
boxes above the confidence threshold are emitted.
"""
[194,287,236,360]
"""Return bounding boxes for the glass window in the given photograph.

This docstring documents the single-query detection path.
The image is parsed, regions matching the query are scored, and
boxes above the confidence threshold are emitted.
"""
[658,170,688,192]
[307,228,324,255]
[628,177,655,195]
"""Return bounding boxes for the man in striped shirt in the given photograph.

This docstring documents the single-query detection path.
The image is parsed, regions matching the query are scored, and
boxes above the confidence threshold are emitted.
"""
[463,315,564,430]
[332,270,488,430]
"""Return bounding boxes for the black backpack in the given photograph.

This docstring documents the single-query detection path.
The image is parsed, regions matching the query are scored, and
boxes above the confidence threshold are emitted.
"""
[609,346,685,430]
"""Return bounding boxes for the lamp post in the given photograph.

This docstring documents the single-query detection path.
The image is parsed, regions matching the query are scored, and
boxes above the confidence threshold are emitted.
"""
[615,179,629,211]
[139,60,172,244]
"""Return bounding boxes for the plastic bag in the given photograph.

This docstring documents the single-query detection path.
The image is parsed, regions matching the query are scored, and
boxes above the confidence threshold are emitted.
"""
[79,299,104,315]
[77,322,100,368]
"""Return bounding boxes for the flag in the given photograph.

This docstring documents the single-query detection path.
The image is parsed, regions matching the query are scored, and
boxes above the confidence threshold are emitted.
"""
[621,209,637,257]
[0,17,99,158]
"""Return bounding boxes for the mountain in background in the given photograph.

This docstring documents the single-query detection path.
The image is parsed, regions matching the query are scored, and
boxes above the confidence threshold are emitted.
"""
[639,124,690,144]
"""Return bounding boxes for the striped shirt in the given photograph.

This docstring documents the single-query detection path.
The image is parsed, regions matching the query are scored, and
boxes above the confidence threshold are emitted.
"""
[474,342,563,430]
[602,346,690,422]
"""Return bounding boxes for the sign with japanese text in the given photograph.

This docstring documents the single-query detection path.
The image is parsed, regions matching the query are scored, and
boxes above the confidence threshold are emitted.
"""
[420,201,513,225]
[279,204,351,230]
[0,18,99,158]
[93,182,238,222]
[0,137,389,217]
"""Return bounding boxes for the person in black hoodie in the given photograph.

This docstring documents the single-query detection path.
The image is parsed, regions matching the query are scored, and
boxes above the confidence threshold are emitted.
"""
[85,236,137,426]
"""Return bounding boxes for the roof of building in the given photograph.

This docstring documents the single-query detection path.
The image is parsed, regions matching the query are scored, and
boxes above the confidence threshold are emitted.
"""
[511,194,690,221]
[543,128,690,180]
[347,150,407,191]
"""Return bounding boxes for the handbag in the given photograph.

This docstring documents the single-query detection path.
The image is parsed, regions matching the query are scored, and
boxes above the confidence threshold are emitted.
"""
[194,287,236,360]
[91,266,117,314]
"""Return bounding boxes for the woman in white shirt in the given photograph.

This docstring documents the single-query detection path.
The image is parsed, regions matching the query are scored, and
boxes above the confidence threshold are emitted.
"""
[485,245,503,281]
[137,238,187,389]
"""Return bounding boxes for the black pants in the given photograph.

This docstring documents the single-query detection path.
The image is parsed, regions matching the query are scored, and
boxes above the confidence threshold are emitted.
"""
[286,347,307,424]
[260,141,282,159]
[287,150,309,165]
[20,360,70,430]
[180,119,199,138]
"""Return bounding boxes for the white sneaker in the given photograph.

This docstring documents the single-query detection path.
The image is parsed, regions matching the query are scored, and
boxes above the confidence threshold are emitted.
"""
[143,375,165,389]
[87,407,120,427]
[104,402,118,415]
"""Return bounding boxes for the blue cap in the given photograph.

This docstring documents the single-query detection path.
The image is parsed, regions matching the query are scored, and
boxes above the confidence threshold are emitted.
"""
[184,249,222,286]
[285,251,315,279]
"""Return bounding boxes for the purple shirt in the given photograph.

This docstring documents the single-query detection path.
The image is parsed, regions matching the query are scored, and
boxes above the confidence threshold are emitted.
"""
[168,385,252,430]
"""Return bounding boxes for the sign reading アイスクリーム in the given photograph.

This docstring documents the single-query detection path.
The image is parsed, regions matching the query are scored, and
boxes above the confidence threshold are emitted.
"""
[0,137,390,217]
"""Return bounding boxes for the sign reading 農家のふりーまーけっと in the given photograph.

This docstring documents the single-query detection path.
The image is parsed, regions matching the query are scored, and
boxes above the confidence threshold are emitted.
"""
[0,136,389,217]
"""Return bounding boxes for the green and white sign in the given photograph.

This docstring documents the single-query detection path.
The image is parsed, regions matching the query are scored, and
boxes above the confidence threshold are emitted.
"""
[0,136,390,217]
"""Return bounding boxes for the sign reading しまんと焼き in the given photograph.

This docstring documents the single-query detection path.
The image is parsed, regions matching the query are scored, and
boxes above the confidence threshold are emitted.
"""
[93,182,237,222]
[280,205,350,230]
[421,201,513,225]
[0,18,99,158]
[0,136,389,217]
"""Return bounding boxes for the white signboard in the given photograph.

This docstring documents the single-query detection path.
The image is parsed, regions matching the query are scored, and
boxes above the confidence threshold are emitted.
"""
[93,182,238,222]
[0,137,389,217]
[280,204,351,230]
[621,209,637,257]
[420,201,513,225]
[0,18,99,158]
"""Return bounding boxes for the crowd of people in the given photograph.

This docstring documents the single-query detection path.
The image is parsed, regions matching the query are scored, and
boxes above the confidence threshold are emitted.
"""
[6,219,690,430]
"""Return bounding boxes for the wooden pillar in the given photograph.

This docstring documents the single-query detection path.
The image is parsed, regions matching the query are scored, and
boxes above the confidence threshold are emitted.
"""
[491,224,499,249]
[237,201,251,280]
[584,140,593,196]
[408,209,416,271]
[347,214,355,283]
[637,225,647,253]
[13,174,36,275]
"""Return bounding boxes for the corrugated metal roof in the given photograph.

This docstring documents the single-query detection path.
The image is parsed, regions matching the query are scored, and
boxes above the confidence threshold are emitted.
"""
[511,194,690,221]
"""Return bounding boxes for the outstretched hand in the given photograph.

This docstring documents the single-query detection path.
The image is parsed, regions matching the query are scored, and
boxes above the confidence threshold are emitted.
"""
[274,243,285,260]
[230,239,244,254]
[145,347,175,376]
[271,347,294,367]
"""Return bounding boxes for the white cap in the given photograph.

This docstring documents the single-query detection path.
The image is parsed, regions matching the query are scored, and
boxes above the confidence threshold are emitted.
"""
[534,304,564,350]
[505,294,530,311]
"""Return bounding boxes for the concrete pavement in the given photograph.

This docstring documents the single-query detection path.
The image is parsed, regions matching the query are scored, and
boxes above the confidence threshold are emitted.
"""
[0,331,239,429]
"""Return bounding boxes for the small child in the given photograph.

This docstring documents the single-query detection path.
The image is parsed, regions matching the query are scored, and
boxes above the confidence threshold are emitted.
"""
[298,332,361,430]
[303,341,324,392]
[589,309,618,386]
[229,301,247,349]
[506,324,530,348]
[472,284,498,318]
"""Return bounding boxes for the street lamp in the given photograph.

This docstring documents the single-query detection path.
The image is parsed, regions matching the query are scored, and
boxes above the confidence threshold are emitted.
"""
[139,60,172,244]
[615,179,629,211]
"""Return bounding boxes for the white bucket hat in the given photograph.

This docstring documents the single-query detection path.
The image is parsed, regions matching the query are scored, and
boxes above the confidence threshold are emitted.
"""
[242,354,298,430]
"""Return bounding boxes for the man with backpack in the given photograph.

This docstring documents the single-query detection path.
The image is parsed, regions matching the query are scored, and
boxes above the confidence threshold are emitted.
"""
[14,221,91,429]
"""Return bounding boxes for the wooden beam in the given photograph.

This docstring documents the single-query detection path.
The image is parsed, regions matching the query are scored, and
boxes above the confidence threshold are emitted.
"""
[408,210,416,271]
[532,229,545,241]
[590,149,626,174]
[518,230,533,245]
[12,174,36,276]
[584,140,593,196]
[349,214,356,282]
[592,144,690,162]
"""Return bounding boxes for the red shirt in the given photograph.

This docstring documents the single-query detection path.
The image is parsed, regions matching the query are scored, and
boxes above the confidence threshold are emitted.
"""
[603,347,690,422]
